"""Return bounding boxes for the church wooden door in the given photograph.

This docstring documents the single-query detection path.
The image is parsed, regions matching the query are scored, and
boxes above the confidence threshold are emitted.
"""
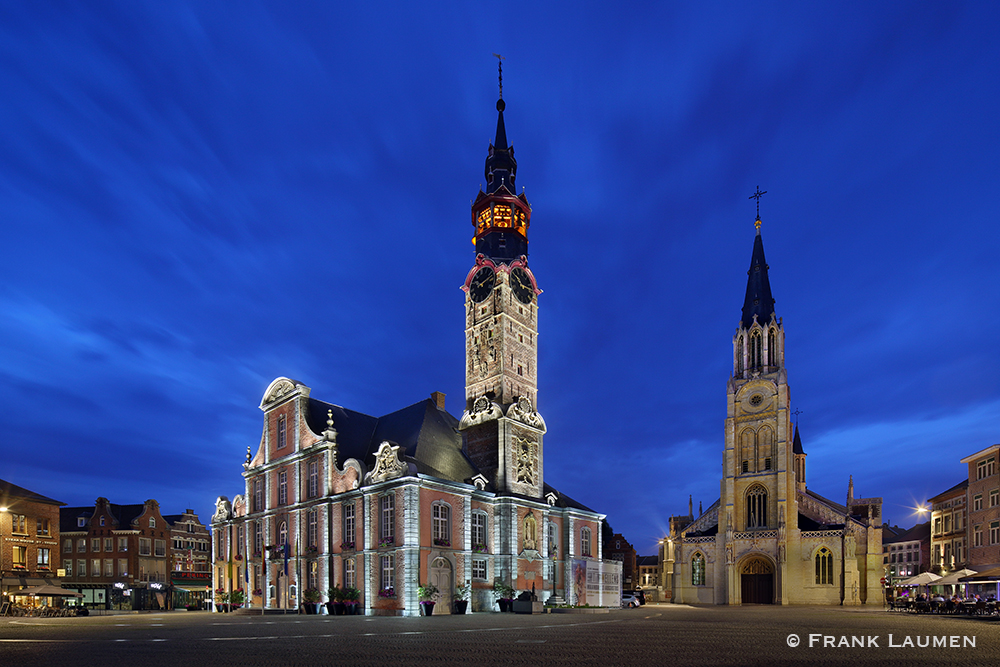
[740,558,774,604]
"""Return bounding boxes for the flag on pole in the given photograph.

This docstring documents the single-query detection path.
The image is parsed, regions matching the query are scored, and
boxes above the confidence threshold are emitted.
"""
[283,542,289,576]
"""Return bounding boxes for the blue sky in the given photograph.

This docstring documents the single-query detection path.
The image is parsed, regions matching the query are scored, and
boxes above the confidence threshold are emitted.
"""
[2,2,997,553]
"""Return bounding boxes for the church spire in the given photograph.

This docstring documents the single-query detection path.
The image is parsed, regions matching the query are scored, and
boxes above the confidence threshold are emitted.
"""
[740,220,776,329]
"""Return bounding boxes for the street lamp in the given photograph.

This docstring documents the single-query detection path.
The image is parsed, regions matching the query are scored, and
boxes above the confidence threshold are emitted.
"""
[1,506,7,602]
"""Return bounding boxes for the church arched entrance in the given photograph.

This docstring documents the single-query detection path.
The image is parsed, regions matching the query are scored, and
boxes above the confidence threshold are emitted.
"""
[740,556,774,604]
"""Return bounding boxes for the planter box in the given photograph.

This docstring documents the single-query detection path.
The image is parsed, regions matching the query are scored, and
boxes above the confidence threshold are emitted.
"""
[512,600,544,614]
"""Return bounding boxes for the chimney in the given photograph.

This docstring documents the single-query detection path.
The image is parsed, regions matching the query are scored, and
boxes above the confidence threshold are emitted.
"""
[431,391,446,410]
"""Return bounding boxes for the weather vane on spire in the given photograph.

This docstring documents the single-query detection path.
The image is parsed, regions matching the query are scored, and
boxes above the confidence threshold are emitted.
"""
[492,53,505,99]
[749,185,767,229]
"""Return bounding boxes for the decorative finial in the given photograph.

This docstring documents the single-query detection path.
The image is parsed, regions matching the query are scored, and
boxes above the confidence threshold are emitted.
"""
[245,446,251,466]
[749,186,767,229]
[327,409,335,430]
[492,52,505,109]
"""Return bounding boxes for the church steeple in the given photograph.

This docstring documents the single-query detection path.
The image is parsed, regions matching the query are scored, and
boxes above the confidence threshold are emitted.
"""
[733,197,784,380]
[740,223,776,329]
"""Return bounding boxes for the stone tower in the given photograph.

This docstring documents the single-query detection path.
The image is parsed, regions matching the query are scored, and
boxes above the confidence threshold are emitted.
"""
[459,94,546,499]
[719,214,796,603]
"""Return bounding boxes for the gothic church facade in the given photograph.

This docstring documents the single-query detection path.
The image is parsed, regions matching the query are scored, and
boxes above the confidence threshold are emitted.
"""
[662,216,883,605]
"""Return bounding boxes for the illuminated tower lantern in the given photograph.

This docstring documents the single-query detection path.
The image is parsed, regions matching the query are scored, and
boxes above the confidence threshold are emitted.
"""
[459,91,545,499]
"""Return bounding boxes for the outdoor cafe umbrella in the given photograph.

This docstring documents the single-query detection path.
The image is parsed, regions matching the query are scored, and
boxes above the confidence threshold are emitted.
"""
[936,568,978,586]
[18,585,83,598]
[899,572,942,587]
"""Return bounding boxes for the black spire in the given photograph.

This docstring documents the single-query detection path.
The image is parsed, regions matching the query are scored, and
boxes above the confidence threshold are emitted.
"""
[792,423,804,455]
[740,227,776,329]
[484,98,516,194]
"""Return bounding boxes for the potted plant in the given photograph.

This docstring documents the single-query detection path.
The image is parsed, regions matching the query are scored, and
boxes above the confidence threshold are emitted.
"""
[417,582,439,616]
[325,586,341,615]
[230,588,245,609]
[493,580,515,612]
[302,588,322,614]
[215,589,229,613]
[454,582,471,614]
[343,587,361,614]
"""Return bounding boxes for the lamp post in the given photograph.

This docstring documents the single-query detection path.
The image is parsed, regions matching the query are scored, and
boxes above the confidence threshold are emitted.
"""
[1,506,8,604]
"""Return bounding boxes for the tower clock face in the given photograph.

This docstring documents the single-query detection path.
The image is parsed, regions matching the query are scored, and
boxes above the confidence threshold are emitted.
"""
[509,267,534,304]
[469,266,496,303]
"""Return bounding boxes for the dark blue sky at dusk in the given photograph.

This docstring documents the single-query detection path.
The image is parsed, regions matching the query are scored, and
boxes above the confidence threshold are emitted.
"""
[2,3,997,554]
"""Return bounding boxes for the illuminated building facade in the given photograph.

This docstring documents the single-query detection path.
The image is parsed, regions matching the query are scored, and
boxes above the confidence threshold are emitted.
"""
[211,91,617,616]
[662,216,884,605]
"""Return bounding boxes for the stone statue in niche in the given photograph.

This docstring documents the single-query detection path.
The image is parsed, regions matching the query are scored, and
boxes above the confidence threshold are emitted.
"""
[523,512,537,551]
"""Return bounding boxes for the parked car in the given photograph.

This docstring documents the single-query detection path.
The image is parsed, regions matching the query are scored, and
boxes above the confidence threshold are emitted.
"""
[621,593,640,608]
[631,589,646,605]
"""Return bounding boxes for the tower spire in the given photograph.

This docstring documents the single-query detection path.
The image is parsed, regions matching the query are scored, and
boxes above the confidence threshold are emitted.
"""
[740,232,776,328]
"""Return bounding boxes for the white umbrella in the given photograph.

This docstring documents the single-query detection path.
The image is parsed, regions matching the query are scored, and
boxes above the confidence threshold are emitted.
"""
[936,568,977,586]
[899,572,942,587]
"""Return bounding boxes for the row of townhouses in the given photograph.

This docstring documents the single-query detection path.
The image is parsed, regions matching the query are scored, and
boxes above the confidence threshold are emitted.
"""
[1,480,211,610]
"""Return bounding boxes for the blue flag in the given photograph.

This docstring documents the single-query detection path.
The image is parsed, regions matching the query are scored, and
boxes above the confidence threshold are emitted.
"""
[283,542,289,576]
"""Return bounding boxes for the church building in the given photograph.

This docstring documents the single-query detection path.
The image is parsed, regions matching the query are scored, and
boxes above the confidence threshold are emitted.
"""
[662,211,884,605]
[211,87,616,615]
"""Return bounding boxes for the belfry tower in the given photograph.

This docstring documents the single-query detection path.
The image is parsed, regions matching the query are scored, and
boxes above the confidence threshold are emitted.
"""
[459,80,546,499]
[719,205,796,604]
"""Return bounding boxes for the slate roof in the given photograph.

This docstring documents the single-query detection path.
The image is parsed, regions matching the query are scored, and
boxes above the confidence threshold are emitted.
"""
[928,479,968,503]
[0,479,65,507]
[299,394,593,509]
[883,521,930,545]
[740,229,776,329]
[59,503,147,532]
[792,424,804,455]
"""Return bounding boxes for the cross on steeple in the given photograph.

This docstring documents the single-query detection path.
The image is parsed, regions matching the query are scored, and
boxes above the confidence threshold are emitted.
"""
[492,53,505,99]
[749,186,767,229]
[791,408,803,424]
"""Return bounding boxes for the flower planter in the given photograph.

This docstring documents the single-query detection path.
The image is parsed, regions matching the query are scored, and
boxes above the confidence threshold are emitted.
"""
[420,601,435,616]
[453,600,468,614]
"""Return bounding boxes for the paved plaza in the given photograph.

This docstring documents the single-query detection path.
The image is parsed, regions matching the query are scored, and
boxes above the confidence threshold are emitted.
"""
[1,604,998,667]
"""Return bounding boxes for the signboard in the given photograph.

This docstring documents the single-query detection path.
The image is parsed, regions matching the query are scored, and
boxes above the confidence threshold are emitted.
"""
[571,559,622,607]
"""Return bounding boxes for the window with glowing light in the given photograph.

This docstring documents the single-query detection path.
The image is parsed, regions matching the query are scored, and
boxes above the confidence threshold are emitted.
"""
[494,205,512,228]
[816,548,833,584]
[692,553,705,586]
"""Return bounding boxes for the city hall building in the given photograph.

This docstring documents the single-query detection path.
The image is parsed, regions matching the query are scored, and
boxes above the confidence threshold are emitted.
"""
[211,92,617,615]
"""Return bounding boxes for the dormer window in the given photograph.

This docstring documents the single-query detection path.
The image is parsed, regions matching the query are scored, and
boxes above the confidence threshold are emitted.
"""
[77,517,86,528]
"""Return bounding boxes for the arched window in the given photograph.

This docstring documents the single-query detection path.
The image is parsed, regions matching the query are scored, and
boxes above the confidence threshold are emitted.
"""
[749,330,762,370]
[746,485,768,529]
[815,547,833,585]
[523,512,537,550]
[432,502,451,547]
[767,328,777,366]
[757,425,773,472]
[278,521,287,546]
[736,335,744,375]
[692,553,706,586]
[740,429,755,475]
[547,521,557,557]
